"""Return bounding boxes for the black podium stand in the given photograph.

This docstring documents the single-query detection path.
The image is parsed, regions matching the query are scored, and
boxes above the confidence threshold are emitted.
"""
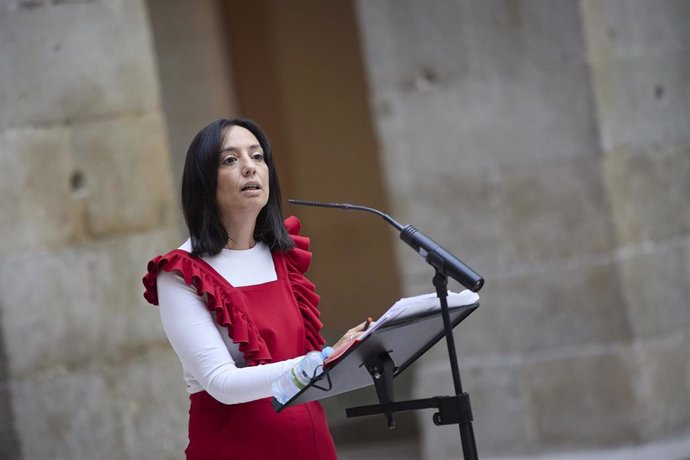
[286,198,484,459]
[274,301,479,447]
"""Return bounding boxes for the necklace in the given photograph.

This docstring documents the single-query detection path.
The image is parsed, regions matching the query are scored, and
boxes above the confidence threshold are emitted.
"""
[225,240,257,250]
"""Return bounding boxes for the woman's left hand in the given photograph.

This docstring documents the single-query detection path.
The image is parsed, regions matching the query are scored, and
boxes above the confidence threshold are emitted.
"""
[332,321,369,351]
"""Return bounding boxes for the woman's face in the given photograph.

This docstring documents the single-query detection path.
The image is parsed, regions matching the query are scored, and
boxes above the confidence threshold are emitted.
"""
[216,125,270,220]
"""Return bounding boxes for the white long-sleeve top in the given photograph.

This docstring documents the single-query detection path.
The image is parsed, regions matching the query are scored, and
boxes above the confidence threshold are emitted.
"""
[156,239,303,405]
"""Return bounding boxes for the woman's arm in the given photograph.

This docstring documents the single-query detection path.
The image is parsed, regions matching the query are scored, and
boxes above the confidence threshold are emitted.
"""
[157,271,302,405]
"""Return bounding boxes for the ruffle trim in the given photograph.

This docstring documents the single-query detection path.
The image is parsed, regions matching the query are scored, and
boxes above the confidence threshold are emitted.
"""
[283,216,326,352]
[142,216,325,365]
[143,250,273,366]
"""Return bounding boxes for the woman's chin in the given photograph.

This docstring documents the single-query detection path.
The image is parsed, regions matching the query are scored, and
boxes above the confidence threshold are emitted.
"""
[235,197,269,213]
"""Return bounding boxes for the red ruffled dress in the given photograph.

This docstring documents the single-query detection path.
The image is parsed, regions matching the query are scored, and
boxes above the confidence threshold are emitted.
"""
[142,217,337,460]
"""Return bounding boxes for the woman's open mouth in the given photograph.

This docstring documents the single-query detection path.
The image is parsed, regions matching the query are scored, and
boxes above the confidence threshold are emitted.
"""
[241,183,261,191]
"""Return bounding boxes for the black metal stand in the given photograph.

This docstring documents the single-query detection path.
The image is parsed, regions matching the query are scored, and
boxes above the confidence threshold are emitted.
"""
[346,269,479,459]
[287,199,484,458]
[434,269,478,460]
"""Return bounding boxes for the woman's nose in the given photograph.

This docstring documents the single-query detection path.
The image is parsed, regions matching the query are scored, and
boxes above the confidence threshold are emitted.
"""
[242,160,256,176]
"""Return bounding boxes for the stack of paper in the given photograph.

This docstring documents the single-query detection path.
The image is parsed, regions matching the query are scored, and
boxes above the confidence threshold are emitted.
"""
[358,290,480,341]
[325,290,479,365]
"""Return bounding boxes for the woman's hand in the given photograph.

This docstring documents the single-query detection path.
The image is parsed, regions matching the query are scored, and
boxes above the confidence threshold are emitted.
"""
[332,321,369,351]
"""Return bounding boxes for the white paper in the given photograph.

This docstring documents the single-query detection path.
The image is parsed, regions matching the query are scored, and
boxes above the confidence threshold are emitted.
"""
[359,290,479,340]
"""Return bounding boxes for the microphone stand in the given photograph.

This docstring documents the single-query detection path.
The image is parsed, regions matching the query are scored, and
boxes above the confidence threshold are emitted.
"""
[289,199,483,460]
[433,269,478,460]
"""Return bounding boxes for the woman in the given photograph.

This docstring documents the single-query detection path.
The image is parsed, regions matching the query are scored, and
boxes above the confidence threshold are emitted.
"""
[142,118,364,459]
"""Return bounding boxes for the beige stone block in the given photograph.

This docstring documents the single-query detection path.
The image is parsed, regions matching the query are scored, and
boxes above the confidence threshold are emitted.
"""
[96,225,184,353]
[464,366,537,455]
[358,0,590,85]
[0,0,159,129]
[0,127,81,255]
[118,225,190,342]
[384,170,501,299]
[70,112,175,236]
[413,361,536,458]
[11,367,121,460]
[10,346,187,460]
[581,0,690,64]
[0,349,20,459]
[632,333,690,441]
[500,158,616,264]
[0,226,180,378]
[524,348,638,447]
[617,240,690,340]
[385,157,616,292]
[411,362,464,460]
[582,0,690,153]
[415,341,689,455]
[587,49,690,154]
[394,172,506,281]
[603,148,690,246]
[455,258,630,358]
[108,346,188,459]
[358,0,599,184]
[686,333,690,416]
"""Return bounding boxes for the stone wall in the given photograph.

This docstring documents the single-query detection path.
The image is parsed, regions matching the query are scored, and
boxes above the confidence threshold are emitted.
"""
[582,0,690,444]
[0,0,184,458]
[355,0,689,458]
[2,0,688,458]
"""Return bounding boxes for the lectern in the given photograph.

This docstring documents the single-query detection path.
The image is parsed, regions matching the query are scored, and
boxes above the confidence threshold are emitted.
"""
[274,299,479,456]
[286,199,484,460]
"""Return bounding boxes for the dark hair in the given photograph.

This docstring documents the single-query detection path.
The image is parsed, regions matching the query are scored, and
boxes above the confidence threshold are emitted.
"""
[181,118,295,257]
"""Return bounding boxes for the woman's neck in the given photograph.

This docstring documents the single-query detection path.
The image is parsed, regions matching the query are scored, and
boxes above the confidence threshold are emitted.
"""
[222,213,259,250]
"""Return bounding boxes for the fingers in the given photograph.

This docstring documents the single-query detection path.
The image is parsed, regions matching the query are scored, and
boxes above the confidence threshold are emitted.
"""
[334,328,364,348]
[345,330,363,340]
[353,321,368,332]
[333,320,376,350]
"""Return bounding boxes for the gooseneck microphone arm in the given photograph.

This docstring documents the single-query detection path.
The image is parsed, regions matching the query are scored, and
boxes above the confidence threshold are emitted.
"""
[288,199,484,292]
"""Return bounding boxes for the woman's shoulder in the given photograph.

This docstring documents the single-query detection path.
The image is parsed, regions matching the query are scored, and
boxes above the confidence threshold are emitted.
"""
[177,237,192,253]
[142,240,205,306]
[154,238,196,264]
[147,238,196,274]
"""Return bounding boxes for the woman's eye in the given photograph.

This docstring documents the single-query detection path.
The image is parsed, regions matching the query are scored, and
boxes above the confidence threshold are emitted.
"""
[222,156,237,165]
[252,152,264,161]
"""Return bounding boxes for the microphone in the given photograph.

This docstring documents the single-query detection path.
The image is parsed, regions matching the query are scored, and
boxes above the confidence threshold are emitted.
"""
[289,199,484,292]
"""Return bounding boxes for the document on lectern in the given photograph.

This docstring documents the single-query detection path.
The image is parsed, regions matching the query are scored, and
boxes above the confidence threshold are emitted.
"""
[275,291,479,411]
[326,290,479,365]
[360,290,479,338]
